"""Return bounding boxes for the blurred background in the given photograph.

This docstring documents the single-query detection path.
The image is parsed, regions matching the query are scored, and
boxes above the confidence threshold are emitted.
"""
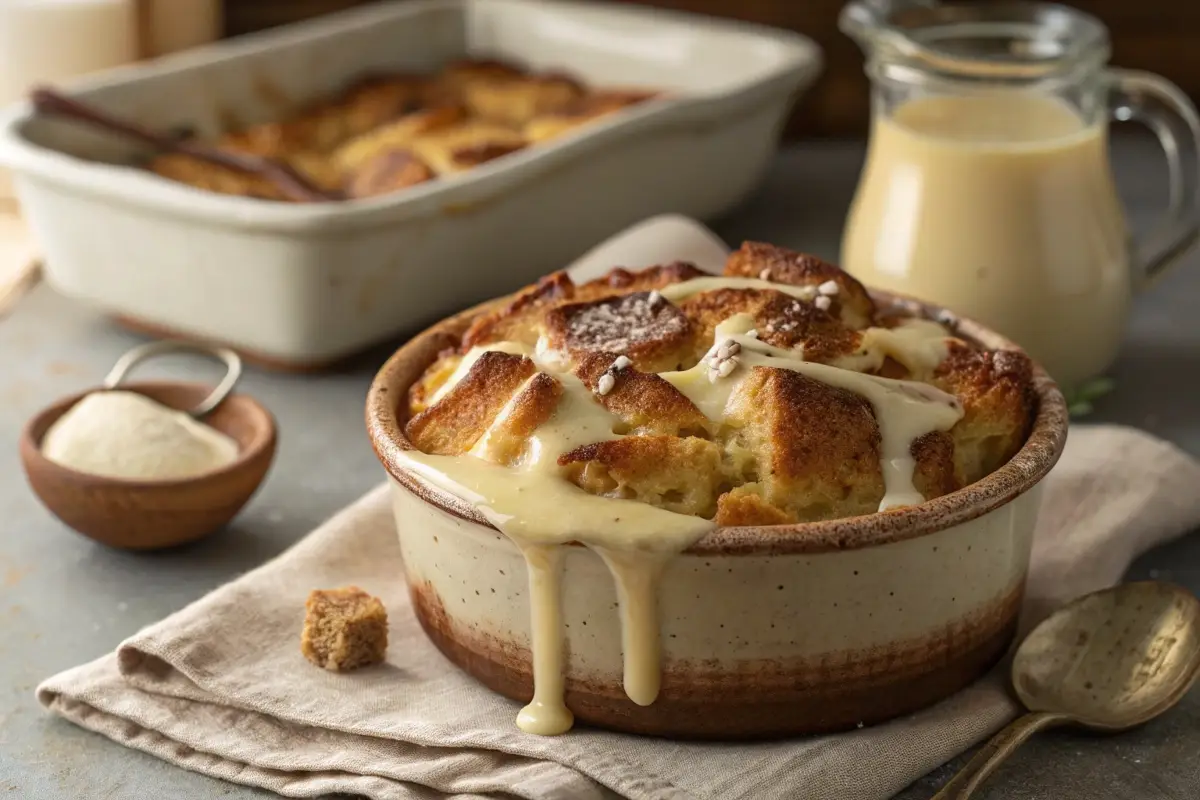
[226,0,1200,138]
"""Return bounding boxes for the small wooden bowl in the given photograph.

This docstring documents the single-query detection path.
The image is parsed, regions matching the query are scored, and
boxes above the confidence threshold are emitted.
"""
[18,381,277,550]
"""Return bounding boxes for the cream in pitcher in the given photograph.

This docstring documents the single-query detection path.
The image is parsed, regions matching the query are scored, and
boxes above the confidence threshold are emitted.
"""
[839,1,1200,391]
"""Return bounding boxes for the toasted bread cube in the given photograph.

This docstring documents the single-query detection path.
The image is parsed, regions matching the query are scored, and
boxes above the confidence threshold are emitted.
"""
[301,587,388,672]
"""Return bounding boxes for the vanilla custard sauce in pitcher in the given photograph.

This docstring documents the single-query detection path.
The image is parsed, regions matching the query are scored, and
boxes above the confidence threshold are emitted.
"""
[840,1,1200,391]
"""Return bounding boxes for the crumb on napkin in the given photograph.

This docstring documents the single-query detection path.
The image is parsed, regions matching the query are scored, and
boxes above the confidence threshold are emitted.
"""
[301,586,388,671]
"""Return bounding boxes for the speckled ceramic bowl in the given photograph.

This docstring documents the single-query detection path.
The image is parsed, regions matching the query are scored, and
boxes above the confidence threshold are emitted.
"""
[366,290,1068,739]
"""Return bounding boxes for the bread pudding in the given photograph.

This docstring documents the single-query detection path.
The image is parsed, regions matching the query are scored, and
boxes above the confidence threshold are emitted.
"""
[390,241,1039,735]
[404,242,1034,525]
[149,59,657,202]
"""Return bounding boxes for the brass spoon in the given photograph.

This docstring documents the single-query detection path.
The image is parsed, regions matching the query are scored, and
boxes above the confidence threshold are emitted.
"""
[934,581,1200,799]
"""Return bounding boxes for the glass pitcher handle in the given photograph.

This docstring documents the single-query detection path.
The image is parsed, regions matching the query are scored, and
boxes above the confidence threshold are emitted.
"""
[1107,68,1200,289]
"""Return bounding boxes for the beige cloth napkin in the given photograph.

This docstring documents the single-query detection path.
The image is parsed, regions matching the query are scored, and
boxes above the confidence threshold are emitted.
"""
[37,425,1200,800]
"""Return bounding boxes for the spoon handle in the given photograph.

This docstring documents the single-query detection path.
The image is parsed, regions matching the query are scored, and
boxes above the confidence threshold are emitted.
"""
[931,711,1073,800]
[28,87,340,203]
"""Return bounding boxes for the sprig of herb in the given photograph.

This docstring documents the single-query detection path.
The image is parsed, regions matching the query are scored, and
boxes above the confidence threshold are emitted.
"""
[1065,377,1115,418]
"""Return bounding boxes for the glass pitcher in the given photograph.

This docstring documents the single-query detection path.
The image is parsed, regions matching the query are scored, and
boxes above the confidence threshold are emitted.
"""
[839,0,1200,391]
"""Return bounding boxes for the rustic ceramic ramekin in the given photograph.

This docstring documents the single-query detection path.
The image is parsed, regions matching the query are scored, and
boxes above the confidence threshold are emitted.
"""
[366,291,1068,739]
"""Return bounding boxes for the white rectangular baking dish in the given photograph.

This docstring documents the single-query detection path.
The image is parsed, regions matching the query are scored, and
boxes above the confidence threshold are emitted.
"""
[0,0,821,369]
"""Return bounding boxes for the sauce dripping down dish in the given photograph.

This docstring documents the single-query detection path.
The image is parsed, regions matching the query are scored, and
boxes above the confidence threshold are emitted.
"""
[367,241,1068,739]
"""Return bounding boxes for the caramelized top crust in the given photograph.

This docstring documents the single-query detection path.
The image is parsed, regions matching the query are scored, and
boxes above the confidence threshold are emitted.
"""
[147,59,655,202]
[404,241,1036,524]
[572,353,711,438]
[406,351,536,455]
[725,241,875,329]
[679,288,863,365]
[458,262,706,354]
[544,292,693,373]
[524,89,660,142]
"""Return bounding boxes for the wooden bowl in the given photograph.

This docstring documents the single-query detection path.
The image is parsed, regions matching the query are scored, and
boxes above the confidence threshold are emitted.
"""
[19,381,277,550]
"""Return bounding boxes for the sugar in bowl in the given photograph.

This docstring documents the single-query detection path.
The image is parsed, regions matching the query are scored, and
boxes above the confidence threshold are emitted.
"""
[19,340,277,550]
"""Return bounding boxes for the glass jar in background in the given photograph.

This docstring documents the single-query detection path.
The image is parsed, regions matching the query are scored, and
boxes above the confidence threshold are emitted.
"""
[0,0,222,205]
[839,0,1200,392]
[138,0,222,59]
[0,0,138,204]
[0,1,137,107]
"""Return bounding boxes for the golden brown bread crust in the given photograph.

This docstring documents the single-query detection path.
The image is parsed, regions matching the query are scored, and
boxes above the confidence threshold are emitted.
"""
[558,436,725,518]
[524,90,659,142]
[301,586,389,672]
[344,150,435,198]
[431,58,530,100]
[680,288,864,366]
[148,60,655,202]
[409,122,528,174]
[573,353,710,438]
[932,344,1036,488]
[471,372,564,465]
[404,241,1037,524]
[406,351,536,455]
[460,262,708,356]
[461,271,577,351]
[725,366,887,522]
[462,73,584,126]
[150,154,290,201]
[543,292,694,374]
[725,242,875,329]
[333,106,466,175]
[578,262,708,298]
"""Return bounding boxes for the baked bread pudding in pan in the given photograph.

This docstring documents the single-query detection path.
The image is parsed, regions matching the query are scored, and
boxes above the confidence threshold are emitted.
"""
[379,239,1065,738]
[404,241,1035,526]
[150,59,657,201]
[378,240,1057,737]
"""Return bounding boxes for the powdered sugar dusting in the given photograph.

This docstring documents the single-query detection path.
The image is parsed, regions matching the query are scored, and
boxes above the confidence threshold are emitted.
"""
[564,292,688,355]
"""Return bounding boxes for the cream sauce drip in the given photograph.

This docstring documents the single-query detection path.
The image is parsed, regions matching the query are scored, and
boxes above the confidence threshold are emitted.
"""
[401,280,964,735]
[515,544,573,734]
[399,365,713,735]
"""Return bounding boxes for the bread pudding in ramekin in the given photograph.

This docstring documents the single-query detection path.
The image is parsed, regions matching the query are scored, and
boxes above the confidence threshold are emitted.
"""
[366,241,1067,739]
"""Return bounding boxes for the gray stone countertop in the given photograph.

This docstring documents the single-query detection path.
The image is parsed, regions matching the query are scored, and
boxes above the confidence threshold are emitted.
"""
[2,133,1198,799]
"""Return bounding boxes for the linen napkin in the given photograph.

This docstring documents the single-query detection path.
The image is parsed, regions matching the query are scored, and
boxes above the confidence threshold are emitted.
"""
[36,425,1200,800]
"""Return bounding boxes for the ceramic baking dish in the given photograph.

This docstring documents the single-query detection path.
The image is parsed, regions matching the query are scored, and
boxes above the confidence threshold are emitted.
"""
[0,0,821,369]
[365,217,1070,738]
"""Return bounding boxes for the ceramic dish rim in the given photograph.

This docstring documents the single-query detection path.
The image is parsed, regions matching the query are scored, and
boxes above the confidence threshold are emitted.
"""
[365,285,1070,556]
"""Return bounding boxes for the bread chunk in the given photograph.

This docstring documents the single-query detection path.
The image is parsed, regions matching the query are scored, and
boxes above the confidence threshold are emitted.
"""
[525,90,658,141]
[406,351,537,455]
[301,587,388,672]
